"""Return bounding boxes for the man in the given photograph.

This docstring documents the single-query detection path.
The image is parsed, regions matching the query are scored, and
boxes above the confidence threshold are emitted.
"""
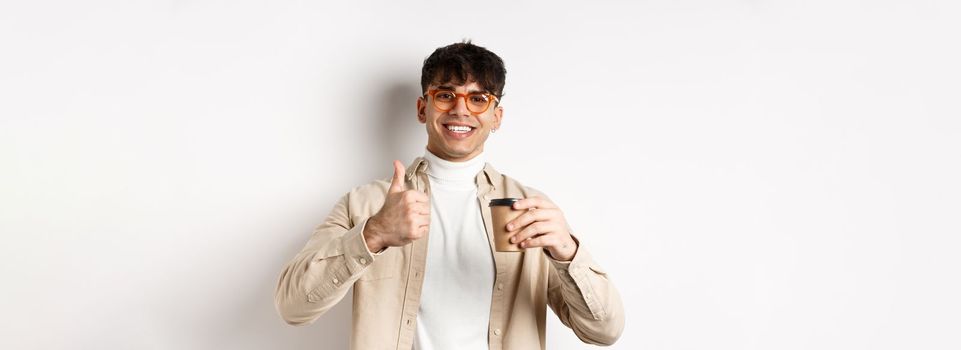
[275,41,624,350]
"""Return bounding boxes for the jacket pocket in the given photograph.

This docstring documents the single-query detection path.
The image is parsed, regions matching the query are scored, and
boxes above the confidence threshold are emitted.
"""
[588,264,608,277]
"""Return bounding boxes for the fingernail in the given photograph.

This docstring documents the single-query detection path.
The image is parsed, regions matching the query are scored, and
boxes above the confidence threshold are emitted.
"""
[510,237,516,243]
[507,224,514,230]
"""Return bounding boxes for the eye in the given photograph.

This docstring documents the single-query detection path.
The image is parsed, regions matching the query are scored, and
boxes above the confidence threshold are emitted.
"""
[435,91,455,101]
[469,94,490,104]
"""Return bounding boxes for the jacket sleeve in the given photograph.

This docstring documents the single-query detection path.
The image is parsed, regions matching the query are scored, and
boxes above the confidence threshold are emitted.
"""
[274,192,379,326]
[522,187,625,345]
[546,244,626,346]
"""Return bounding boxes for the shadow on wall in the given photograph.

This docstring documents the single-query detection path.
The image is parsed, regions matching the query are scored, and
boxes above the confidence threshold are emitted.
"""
[219,80,422,349]
[220,235,355,350]
[370,81,425,174]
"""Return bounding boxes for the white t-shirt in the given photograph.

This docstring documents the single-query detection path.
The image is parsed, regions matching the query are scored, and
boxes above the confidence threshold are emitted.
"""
[413,149,495,350]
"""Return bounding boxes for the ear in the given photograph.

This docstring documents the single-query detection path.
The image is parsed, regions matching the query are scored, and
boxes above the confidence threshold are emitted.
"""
[417,96,427,124]
[492,105,503,130]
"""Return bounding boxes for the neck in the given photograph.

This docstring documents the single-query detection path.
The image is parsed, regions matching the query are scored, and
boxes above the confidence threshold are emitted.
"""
[425,144,484,162]
[423,148,486,183]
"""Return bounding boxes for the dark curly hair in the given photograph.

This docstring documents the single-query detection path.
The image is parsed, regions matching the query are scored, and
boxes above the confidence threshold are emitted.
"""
[420,40,507,101]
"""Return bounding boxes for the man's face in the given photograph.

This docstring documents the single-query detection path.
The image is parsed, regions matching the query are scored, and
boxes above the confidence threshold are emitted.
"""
[417,81,503,162]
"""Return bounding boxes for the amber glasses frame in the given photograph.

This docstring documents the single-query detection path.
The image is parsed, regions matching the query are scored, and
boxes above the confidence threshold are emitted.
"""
[425,89,500,114]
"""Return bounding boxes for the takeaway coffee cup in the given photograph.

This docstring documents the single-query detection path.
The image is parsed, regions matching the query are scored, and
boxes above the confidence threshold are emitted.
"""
[489,198,525,252]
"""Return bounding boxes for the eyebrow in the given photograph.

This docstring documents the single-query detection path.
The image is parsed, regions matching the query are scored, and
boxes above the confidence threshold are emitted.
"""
[436,85,489,94]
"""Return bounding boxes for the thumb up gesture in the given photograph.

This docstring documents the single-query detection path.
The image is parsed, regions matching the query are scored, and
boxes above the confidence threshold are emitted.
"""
[363,160,431,252]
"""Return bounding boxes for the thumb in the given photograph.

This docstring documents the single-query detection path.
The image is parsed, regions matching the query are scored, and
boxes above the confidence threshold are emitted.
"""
[388,160,407,193]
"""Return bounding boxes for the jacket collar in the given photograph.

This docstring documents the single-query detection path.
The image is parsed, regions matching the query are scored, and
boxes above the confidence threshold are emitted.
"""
[405,156,500,194]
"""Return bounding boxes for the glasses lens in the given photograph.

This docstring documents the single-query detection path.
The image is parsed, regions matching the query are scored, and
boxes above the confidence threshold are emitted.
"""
[433,91,455,111]
[431,90,494,113]
[466,93,491,113]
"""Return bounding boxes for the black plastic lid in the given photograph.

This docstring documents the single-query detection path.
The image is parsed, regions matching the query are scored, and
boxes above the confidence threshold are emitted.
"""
[489,198,521,207]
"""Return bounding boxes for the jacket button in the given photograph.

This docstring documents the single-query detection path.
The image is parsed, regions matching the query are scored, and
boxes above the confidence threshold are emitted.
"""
[493,328,501,336]
[359,258,368,265]
[332,278,339,284]
[497,283,503,290]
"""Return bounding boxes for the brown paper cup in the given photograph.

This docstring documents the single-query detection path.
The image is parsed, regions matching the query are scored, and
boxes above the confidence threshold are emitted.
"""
[489,198,525,252]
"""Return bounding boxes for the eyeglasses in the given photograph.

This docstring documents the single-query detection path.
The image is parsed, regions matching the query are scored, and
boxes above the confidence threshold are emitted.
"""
[425,89,500,114]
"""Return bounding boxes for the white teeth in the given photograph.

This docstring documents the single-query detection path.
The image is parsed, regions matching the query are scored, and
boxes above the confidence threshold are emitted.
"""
[446,125,472,133]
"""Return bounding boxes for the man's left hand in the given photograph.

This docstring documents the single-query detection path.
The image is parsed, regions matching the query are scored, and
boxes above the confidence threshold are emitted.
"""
[506,196,578,261]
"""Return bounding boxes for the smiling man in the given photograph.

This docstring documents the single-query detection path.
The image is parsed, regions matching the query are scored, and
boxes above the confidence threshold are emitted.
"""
[275,41,624,350]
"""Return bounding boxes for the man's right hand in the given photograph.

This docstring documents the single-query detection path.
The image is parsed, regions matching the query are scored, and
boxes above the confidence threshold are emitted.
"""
[363,160,430,252]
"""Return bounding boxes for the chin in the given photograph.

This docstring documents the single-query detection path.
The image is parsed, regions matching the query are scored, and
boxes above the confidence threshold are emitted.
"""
[440,147,475,159]
[445,150,471,158]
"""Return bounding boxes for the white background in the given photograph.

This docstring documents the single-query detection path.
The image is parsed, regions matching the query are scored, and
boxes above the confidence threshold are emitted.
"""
[2,0,960,349]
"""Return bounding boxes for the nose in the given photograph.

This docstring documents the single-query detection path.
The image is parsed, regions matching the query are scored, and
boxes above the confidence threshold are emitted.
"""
[449,95,472,116]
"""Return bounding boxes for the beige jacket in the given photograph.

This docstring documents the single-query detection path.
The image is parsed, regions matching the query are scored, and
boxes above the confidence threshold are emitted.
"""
[275,157,624,349]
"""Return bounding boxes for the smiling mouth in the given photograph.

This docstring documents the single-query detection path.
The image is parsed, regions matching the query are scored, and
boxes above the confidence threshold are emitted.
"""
[443,124,476,134]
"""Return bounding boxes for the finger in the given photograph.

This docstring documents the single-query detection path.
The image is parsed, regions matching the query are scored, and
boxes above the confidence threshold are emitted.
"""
[410,202,430,215]
[506,208,552,232]
[408,225,427,240]
[510,222,553,244]
[411,219,430,239]
[409,190,430,203]
[519,234,554,249]
[388,160,407,193]
[402,190,429,204]
[414,216,431,228]
[512,196,556,210]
